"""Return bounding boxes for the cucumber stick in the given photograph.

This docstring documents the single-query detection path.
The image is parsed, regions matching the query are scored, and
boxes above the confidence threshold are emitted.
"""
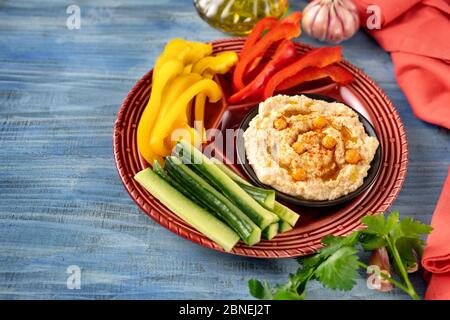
[176,141,279,230]
[279,221,293,233]
[134,168,239,252]
[165,157,261,246]
[207,160,275,210]
[153,160,200,205]
[272,202,299,227]
[262,223,279,240]
[212,158,300,227]
[237,183,275,210]
[210,159,249,185]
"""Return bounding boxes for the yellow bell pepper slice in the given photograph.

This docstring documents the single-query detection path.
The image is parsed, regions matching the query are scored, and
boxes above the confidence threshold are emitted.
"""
[160,75,202,146]
[167,105,203,151]
[194,92,209,142]
[154,73,202,156]
[159,73,202,120]
[183,64,193,74]
[192,51,238,142]
[154,39,212,139]
[149,79,222,156]
[154,39,212,75]
[192,51,238,75]
[137,59,184,166]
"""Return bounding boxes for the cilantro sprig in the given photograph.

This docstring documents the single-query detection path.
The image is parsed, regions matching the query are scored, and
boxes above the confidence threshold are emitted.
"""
[249,211,432,300]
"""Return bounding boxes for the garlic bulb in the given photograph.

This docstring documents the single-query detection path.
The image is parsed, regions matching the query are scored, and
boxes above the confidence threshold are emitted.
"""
[302,0,360,43]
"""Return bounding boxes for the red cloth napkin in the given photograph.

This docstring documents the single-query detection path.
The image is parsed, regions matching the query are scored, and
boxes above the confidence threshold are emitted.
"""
[421,167,450,300]
[352,0,450,129]
[348,0,450,299]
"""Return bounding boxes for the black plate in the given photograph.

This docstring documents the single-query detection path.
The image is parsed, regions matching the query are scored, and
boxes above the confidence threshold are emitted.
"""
[236,94,382,207]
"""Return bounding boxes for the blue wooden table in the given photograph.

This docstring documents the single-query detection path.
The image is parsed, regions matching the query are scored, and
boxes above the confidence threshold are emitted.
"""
[1,0,449,300]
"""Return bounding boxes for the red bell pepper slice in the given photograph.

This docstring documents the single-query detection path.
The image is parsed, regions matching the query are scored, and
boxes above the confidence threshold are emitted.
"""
[242,18,278,75]
[229,40,298,104]
[263,46,343,99]
[276,65,354,91]
[239,17,278,61]
[232,12,302,91]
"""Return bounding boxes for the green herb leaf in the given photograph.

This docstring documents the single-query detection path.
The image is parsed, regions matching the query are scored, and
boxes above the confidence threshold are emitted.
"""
[395,237,424,271]
[314,233,360,260]
[314,246,360,291]
[361,214,387,235]
[289,267,315,298]
[362,212,432,242]
[299,254,322,268]
[397,217,433,239]
[273,289,304,300]
[359,233,386,251]
[361,211,399,236]
[385,211,400,234]
[248,279,272,300]
[248,211,432,300]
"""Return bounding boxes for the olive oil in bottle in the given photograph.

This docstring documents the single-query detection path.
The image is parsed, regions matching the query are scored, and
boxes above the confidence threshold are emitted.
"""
[194,0,289,36]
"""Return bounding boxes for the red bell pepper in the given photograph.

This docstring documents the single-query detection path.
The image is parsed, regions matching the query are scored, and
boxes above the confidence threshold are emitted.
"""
[245,20,279,75]
[239,17,278,63]
[276,65,354,91]
[263,46,343,99]
[232,12,302,91]
[229,40,298,104]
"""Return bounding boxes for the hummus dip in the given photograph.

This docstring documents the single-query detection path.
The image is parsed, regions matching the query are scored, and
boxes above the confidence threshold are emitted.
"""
[243,95,379,201]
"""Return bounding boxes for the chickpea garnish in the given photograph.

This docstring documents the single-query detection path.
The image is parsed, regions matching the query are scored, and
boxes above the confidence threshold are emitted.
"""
[292,142,306,154]
[312,116,328,130]
[278,158,291,169]
[304,101,313,108]
[345,149,362,164]
[273,117,287,130]
[322,136,337,149]
[291,168,307,181]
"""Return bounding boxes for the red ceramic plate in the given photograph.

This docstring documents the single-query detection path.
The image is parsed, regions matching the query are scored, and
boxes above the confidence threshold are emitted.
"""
[114,39,408,258]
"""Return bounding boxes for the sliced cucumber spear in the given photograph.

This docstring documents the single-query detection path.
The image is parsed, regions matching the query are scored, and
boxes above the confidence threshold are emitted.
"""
[153,160,202,206]
[272,202,299,227]
[279,220,293,233]
[176,141,279,230]
[205,160,275,210]
[236,182,275,210]
[262,223,279,240]
[210,158,300,227]
[165,156,261,246]
[210,158,249,184]
[134,168,240,252]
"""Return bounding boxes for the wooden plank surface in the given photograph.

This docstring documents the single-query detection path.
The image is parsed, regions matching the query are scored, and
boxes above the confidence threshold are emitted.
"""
[0,0,449,299]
